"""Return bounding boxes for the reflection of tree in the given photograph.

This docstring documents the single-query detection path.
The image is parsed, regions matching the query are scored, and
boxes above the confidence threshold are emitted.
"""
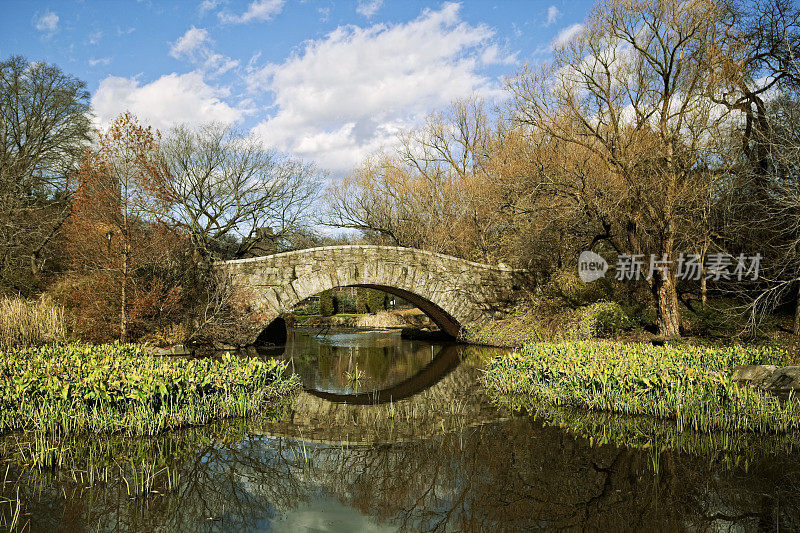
[5,417,800,531]
[297,418,800,531]
[364,345,393,381]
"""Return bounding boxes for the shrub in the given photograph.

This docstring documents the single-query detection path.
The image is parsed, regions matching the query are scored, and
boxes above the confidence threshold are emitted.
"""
[356,288,387,314]
[463,304,583,347]
[543,269,612,307]
[0,343,301,435]
[579,301,631,338]
[483,341,797,433]
[142,323,188,347]
[0,296,66,349]
[294,299,320,316]
[319,290,336,316]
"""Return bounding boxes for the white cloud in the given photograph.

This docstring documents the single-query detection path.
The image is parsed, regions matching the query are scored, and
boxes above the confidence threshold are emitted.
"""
[356,0,383,18]
[219,0,285,24]
[545,6,560,26]
[247,2,503,174]
[91,72,248,130]
[170,27,210,59]
[199,0,219,14]
[552,23,583,48]
[480,44,517,65]
[169,27,239,77]
[34,11,59,32]
[88,57,111,67]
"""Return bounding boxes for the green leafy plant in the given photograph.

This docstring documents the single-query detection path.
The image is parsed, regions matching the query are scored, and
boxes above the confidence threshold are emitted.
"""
[319,290,336,317]
[0,343,300,435]
[356,288,387,314]
[483,341,797,434]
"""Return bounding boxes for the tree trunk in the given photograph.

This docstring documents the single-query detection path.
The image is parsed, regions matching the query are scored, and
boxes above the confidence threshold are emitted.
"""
[29,253,40,277]
[120,199,129,343]
[653,270,681,338]
[700,242,708,310]
[794,280,800,336]
[700,273,707,310]
[120,245,128,343]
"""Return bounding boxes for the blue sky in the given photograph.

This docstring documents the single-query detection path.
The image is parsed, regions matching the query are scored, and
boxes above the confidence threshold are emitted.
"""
[1,0,593,175]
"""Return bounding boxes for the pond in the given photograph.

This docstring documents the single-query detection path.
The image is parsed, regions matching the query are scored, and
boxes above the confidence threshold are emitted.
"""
[3,329,800,531]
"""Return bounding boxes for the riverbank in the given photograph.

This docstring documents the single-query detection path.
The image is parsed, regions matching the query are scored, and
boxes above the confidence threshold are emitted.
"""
[463,300,800,353]
[463,302,640,348]
[0,343,301,436]
[483,341,800,434]
[291,308,436,329]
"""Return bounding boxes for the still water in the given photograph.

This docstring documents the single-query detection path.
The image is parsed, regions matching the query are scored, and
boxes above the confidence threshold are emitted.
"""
[3,330,800,531]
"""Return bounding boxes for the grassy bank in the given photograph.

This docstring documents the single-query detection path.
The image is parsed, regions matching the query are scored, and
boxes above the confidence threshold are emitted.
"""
[483,341,800,434]
[464,302,635,348]
[0,343,300,436]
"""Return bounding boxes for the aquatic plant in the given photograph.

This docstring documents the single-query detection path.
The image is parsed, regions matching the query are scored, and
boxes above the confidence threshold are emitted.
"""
[482,341,799,433]
[345,366,364,389]
[518,401,800,470]
[0,343,300,436]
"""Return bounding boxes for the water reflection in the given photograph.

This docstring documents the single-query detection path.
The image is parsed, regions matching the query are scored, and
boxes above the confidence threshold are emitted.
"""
[5,415,800,531]
[3,334,800,531]
[259,330,464,400]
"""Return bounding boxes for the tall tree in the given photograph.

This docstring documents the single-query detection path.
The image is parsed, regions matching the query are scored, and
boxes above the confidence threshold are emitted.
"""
[709,0,800,187]
[159,124,319,260]
[68,113,172,342]
[705,0,800,331]
[507,0,729,337]
[0,55,92,289]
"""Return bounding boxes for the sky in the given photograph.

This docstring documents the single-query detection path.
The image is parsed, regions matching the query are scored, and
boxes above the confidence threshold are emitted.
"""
[1,0,594,177]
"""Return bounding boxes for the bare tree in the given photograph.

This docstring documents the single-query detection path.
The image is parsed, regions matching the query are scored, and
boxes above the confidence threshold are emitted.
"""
[507,0,729,337]
[0,55,92,289]
[708,0,800,188]
[702,0,800,332]
[326,98,510,263]
[159,123,320,260]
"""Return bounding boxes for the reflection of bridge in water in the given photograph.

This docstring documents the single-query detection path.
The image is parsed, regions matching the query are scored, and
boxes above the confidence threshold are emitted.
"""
[305,343,464,405]
[264,342,506,445]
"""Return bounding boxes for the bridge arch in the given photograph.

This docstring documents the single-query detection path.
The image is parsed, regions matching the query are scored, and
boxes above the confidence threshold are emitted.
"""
[217,245,528,344]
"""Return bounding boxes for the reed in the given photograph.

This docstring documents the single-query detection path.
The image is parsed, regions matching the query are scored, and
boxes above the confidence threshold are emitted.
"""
[483,341,799,434]
[0,296,65,349]
[0,343,301,436]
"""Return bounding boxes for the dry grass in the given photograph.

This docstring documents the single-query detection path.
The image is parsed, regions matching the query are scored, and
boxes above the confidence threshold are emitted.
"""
[356,310,405,328]
[0,296,66,349]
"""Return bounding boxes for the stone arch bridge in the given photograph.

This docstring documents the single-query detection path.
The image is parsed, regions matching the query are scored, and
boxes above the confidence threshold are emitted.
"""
[216,245,529,343]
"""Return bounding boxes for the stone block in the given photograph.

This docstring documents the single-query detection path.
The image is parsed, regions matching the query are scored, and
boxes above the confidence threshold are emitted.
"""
[765,367,800,392]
